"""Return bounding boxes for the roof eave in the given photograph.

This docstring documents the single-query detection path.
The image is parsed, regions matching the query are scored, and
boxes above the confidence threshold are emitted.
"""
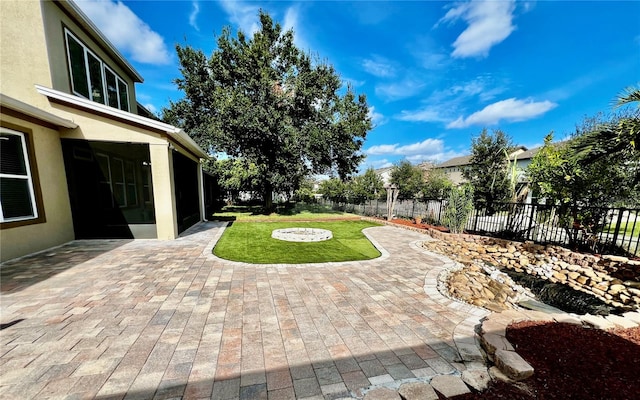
[35,85,209,159]
[1,92,78,128]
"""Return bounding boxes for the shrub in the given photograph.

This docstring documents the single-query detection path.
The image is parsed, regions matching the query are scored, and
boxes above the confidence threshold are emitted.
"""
[443,186,474,234]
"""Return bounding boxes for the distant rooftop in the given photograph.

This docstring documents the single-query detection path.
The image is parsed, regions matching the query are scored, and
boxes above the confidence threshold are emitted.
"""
[435,146,543,168]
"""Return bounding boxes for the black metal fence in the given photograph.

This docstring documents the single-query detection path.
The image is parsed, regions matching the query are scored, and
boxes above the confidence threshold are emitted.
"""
[321,199,640,256]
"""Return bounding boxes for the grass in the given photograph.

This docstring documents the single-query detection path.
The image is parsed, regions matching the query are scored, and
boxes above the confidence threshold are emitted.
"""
[210,203,357,222]
[213,220,382,264]
[606,223,640,237]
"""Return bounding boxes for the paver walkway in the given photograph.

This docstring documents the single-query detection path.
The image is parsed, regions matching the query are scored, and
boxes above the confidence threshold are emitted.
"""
[0,223,486,399]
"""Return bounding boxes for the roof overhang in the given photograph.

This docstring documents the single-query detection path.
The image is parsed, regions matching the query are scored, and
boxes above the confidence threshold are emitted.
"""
[35,85,209,159]
[0,93,78,129]
[55,0,144,83]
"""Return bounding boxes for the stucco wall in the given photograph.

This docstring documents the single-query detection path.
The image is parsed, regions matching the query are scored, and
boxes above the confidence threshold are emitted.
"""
[0,114,74,262]
[0,1,52,107]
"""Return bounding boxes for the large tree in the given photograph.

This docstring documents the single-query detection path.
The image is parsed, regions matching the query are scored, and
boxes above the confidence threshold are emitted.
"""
[463,129,514,214]
[162,12,371,209]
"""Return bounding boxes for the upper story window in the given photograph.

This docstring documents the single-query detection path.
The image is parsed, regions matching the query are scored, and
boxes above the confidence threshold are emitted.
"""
[0,128,38,223]
[65,29,129,112]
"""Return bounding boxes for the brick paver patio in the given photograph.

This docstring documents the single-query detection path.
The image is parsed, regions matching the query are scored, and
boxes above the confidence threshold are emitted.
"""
[0,222,486,399]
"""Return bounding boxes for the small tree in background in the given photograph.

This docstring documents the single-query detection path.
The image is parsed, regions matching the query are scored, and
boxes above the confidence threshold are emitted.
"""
[208,158,261,204]
[318,178,348,203]
[463,129,514,214]
[349,168,384,204]
[442,186,474,234]
[422,169,453,199]
[390,160,425,200]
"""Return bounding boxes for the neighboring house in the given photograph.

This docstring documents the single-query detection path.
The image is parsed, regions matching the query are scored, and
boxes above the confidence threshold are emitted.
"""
[434,147,539,186]
[0,0,211,262]
[374,166,393,185]
[433,155,472,185]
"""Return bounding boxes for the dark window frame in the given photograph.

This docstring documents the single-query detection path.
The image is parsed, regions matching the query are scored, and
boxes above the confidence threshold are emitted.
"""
[64,28,130,112]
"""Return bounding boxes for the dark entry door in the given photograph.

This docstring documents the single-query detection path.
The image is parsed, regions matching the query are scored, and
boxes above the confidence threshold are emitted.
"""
[172,152,200,234]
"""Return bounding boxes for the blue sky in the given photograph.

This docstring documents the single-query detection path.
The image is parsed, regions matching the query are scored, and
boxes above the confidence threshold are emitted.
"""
[76,0,640,171]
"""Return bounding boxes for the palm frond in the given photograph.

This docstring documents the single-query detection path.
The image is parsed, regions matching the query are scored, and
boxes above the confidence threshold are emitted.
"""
[615,85,640,108]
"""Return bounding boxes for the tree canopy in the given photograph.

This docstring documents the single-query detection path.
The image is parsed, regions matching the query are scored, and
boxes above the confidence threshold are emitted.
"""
[422,168,453,199]
[162,11,371,209]
[463,129,514,214]
[390,160,425,200]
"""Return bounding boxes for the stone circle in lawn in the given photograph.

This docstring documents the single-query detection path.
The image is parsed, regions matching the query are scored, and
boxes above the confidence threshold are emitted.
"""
[271,227,333,242]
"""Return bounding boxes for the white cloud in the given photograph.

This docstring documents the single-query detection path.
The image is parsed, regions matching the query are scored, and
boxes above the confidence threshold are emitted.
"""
[367,158,394,169]
[397,107,448,123]
[76,0,171,65]
[189,1,200,31]
[143,103,157,114]
[375,78,425,102]
[361,56,396,78]
[365,139,466,166]
[366,138,444,157]
[447,98,557,128]
[368,106,387,126]
[217,2,306,49]
[437,0,516,58]
[218,0,261,35]
[282,5,308,50]
[397,75,507,124]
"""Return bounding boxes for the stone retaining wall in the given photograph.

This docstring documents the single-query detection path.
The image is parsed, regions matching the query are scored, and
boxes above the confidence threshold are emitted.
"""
[364,217,640,310]
[425,227,640,310]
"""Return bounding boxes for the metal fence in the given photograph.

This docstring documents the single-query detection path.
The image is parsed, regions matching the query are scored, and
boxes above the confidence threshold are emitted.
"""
[321,199,640,256]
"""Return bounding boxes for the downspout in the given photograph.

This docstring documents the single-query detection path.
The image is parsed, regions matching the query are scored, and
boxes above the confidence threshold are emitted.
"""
[198,159,207,222]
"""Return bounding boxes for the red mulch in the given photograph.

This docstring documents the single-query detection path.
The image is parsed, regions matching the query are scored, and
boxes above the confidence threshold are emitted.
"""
[451,322,640,399]
[388,218,450,232]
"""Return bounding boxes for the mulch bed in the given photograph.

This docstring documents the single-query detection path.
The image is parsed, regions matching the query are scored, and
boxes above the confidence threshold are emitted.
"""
[451,322,640,399]
[388,218,450,232]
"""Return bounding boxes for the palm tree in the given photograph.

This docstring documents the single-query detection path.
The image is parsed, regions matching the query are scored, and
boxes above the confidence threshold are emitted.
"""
[571,85,640,163]
[616,85,640,108]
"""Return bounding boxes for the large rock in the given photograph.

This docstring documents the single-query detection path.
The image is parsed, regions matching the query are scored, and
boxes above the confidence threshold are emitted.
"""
[461,369,491,391]
[430,375,471,397]
[398,382,438,400]
[363,387,400,400]
[494,349,534,381]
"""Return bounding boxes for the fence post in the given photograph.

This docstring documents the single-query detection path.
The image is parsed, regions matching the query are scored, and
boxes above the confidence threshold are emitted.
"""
[527,202,536,241]
[411,200,415,218]
[611,208,625,251]
[473,208,479,232]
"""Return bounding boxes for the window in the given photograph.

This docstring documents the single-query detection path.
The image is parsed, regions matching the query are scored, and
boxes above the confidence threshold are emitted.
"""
[96,153,140,208]
[125,161,138,206]
[0,128,38,222]
[65,29,130,111]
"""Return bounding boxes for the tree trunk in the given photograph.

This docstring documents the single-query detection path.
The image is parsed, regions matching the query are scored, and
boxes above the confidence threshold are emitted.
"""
[264,180,274,212]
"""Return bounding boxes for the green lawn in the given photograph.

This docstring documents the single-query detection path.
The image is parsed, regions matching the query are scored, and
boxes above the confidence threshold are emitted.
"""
[606,223,640,237]
[213,220,382,264]
[211,203,357,222]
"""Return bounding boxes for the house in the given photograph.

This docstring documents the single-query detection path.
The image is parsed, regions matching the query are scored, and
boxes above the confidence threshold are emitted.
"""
[0,0,211,262]
[434,146,538,186]
[373,166,393,185]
